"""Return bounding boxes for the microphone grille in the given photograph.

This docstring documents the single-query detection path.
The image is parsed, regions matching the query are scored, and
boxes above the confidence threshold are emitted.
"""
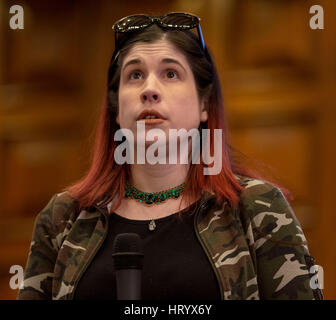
[112,233,142,253]
[112,233,144,270]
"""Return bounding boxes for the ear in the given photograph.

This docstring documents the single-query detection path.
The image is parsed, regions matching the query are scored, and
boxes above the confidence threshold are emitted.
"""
[116,114,120,124]
[200,100,208,122]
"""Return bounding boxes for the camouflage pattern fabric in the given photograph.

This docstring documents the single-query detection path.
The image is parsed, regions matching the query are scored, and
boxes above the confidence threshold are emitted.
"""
[17,175,323,300]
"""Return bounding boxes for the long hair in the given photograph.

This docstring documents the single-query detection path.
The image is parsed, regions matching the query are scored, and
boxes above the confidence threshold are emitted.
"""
[65,24,292,214]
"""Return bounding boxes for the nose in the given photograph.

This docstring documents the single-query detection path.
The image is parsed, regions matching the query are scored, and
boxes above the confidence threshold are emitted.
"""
[141,90,160,103]
[140,76,161,104]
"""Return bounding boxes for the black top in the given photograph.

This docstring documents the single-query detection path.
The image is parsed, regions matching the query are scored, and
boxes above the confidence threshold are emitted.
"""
[74,200,221,300]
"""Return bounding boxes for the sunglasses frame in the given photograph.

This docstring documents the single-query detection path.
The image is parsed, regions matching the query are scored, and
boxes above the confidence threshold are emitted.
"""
[111,12,206,63]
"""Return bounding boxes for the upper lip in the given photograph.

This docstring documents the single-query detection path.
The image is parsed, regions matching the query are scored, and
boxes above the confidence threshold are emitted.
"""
[137,109,166,121]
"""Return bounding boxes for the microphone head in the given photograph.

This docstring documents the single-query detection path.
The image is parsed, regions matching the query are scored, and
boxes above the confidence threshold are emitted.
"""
[112,233,144,270]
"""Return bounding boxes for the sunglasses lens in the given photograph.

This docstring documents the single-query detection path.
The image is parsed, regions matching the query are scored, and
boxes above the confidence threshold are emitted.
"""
[114,15,152,32]
[161,13,199,29]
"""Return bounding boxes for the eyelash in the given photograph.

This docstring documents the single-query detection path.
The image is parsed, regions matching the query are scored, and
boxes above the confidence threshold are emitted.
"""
[127,69,179,80]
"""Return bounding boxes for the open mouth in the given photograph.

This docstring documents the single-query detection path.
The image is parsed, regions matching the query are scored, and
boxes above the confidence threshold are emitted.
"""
[137,110,166,124]
[137,116,165,124]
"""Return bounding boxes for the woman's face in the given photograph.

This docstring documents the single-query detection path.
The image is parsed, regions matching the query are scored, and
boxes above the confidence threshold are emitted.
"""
[116,39,208,145]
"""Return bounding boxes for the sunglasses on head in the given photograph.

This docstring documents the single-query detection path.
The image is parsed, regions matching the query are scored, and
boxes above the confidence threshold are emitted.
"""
[111,12,206,62]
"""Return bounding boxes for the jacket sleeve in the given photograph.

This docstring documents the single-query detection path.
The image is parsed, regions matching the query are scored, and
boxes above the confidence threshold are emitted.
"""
[241,182,323,300]
[17,195,59,300]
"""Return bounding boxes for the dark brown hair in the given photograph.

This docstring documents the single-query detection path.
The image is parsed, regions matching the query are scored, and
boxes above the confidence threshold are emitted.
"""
[65,24,291,214]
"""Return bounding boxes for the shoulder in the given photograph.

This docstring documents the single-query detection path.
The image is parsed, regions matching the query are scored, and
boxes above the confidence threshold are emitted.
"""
[44,191,78,217]
[235,174,282,200]
[234,174,300,235]
[234,174,305,247]
[36,191,79,237]
[234,174,289,216]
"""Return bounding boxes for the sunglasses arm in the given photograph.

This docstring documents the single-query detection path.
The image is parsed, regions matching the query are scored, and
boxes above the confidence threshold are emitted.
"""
[197,24,206,51]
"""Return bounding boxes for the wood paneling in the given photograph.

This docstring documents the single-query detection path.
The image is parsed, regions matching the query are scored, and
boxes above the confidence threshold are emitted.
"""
[0,0,334,299]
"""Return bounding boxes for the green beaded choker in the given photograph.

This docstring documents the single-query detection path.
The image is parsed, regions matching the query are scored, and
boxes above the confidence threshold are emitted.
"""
[125,182,186,205]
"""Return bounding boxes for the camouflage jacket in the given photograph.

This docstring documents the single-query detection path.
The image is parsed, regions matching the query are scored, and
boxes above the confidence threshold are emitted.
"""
[17,175,323,300]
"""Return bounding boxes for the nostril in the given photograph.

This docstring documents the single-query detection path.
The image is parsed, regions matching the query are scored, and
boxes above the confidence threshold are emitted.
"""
[141,92,159,102]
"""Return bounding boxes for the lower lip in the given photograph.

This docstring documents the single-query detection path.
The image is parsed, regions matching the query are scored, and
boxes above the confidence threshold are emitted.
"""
[137,119,165,125]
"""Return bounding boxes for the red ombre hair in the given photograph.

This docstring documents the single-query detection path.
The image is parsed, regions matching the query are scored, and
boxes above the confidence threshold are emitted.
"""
[65,24,291,213]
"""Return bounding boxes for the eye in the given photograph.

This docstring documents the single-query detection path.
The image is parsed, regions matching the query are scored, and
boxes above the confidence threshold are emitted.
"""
[165,69,179,79]
[128,71,143,80]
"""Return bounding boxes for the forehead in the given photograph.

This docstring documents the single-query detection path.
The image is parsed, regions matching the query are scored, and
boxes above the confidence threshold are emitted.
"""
[122,39,189,67]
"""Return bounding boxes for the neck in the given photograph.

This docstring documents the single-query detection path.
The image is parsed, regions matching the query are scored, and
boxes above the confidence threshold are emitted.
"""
[129,163,189,192]
[128,136,195,192]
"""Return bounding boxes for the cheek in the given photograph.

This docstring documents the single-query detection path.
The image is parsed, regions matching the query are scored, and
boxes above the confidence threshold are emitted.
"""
[118,90,129,111]
[172,90,201,128]
[118,90,134,123]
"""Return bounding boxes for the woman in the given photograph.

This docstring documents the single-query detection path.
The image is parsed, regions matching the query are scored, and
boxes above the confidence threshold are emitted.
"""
[18,12,323,300]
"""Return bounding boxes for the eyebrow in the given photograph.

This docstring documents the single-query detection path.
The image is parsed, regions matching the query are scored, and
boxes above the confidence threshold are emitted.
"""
[122,58,187,73]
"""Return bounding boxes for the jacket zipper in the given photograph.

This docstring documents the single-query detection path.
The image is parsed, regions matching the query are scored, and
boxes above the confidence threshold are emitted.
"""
[193,199,225,300]
[68,210,109,300]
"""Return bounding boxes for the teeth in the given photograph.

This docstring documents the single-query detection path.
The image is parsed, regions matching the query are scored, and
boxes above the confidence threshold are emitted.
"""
[144,115,158,119]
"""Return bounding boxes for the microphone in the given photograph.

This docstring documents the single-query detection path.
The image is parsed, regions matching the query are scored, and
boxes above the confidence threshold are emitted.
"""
[112,233,144,300]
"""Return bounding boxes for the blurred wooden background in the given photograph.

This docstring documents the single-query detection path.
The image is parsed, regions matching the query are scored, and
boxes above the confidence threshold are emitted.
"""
[0,0,335,299]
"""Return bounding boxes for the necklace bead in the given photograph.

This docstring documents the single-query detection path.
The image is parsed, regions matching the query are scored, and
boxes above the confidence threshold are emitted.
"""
[124,182,186,231]
[124,182,185,206]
